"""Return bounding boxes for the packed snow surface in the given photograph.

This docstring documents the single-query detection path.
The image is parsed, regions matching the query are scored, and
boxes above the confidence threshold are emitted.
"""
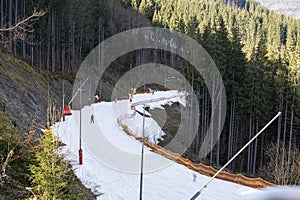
[54,90,259,200]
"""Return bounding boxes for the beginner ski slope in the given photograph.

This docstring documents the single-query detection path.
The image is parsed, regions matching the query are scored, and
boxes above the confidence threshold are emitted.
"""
[54,91,258,200]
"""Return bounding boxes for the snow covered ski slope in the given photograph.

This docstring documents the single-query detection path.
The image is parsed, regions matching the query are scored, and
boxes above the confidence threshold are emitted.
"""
[54,91,258,200]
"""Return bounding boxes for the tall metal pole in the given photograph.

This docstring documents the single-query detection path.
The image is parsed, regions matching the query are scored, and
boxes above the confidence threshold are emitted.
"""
[139,105,146,200]
[189,112,282,200]
[88,77,91,106]
[79,84,82,150]
[79,80,83,165]
[65,78,88,165]
[68,78,89,105]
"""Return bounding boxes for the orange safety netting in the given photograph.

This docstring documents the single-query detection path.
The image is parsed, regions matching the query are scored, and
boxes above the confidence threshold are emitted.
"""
[117,117,275,189]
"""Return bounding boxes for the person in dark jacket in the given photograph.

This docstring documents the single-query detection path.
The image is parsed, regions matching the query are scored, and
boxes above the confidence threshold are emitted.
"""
[90,114,94,123]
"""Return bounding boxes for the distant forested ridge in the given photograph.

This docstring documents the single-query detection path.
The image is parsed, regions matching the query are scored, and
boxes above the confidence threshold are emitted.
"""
[0,0,299,184]
[257,0,300,19]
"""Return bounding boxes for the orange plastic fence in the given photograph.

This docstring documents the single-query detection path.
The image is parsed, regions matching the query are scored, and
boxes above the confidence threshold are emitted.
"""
[146,141,275,188]
[117,118,275,189]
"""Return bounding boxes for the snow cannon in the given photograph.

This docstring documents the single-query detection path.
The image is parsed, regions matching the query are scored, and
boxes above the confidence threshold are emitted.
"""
[63,105,72,115]
[95,95,102,103]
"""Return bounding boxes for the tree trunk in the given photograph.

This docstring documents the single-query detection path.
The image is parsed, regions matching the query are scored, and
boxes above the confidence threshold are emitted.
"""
[31,40,34,67]
[39,42,42,70]
[216,86,222,165]
[259,133,264,169]
[282,100,288,167]
[1,0,3,43]
[22,0,26,59]
[247,116,252,173]
[252,120,258,174]
[276,93,283,171]
[195,83,200,155]
[71,24,75,72]
[8,0,12,51]
[201,85,205,153]
[288,87,295,165]
[210,77,215,165]
[228,99,235,169]
[13,0,17,54]
[51,6,56,72]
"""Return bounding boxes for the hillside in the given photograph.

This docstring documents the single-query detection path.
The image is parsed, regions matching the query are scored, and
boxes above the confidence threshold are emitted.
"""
[0,51,99,199]
[257,0,300,19]
[0,51,74,131]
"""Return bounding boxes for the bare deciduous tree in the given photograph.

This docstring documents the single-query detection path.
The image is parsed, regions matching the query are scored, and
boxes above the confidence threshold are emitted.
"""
[260,142,300,185]
[0,8,46,43]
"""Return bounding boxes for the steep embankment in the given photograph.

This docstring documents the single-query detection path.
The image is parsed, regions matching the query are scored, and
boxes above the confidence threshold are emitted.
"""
[0,51,98,199]
[0,51,73,131]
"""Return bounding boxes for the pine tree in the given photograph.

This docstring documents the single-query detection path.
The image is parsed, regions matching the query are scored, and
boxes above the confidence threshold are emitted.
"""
[139,0,155,20]
[29,130,78,199]
[131,0,141,8]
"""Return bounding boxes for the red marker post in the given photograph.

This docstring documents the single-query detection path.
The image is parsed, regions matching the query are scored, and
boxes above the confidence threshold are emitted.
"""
[79,149,83,165]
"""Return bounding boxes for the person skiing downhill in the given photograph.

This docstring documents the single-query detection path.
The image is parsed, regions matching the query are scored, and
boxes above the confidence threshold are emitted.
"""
[129,93,132,103]
[90,114,94,123]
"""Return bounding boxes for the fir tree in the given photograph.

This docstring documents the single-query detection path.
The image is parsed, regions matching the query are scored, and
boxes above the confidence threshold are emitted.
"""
[29,130,78,200]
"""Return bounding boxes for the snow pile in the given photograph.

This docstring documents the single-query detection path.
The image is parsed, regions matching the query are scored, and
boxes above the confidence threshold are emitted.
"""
[121,113,165,144]
[121,90,185,144]
[132,90,186,109]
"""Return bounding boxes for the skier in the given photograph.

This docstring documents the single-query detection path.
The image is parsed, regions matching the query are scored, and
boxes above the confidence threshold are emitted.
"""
[129,93,132,103]
[193,173,197,182]
[90,114,94,123]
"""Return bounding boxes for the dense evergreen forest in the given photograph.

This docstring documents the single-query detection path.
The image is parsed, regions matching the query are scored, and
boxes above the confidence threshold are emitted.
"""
[0,0,299,185]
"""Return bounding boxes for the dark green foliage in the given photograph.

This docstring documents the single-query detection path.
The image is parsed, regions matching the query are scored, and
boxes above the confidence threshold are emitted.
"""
[0,111,34,198]
[130,0,300,183]
[139,0,155,20]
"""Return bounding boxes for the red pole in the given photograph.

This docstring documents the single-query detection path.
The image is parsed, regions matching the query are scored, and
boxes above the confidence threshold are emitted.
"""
[62,113,65,121]
[79,149,83,165]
